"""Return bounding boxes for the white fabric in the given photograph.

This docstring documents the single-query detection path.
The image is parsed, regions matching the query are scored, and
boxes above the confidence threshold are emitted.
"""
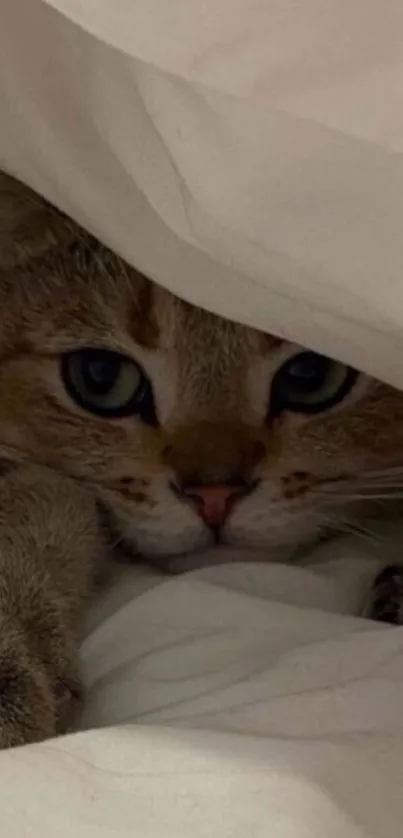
[2,1,403,836]
[79,544,385,734]
[2,0,403,387]
[2,542,403,838]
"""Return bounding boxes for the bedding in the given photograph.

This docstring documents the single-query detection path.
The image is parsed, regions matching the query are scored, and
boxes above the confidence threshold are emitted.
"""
[2,0,403,388]
[2,1,403,836]
[2,540,403,837]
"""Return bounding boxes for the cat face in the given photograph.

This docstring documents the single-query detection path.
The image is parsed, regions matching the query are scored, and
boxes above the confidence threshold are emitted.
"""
[1,253,403,567]
[1,176,403,566]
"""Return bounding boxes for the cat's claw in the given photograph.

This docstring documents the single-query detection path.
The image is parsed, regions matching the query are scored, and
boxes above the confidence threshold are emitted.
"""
[366,564,403,625]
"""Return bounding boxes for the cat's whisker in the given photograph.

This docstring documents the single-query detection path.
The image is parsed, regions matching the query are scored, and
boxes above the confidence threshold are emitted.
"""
[316,466,403,496]
[322,514,383,544]
[314,490,403,502]
[354,465,403,479]
[324,479,403,491]
[312,466,403,501]
[341,479,403,489]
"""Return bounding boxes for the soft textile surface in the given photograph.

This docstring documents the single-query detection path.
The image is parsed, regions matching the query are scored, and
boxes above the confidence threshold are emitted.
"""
[2,0,403,387]
[2,1,403,836]
[2,542,403,837]
[78,539,395,735]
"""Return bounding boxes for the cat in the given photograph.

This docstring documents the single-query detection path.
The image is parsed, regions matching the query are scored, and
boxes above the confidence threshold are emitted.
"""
[0,170,402,747]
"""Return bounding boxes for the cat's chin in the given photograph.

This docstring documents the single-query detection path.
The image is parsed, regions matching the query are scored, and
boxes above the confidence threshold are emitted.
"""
[163,543,298,574]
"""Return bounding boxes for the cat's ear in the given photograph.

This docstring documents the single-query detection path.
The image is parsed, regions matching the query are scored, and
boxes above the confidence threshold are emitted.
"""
[0,172,73,268]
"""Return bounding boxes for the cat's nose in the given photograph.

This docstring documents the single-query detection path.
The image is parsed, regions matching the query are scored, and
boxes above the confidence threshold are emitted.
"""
[176,482,250,529]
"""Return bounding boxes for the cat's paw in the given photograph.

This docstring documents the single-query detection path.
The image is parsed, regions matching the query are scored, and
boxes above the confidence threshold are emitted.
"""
[0,636,83,749]
[365,564,403,625]
[54,674,84,735]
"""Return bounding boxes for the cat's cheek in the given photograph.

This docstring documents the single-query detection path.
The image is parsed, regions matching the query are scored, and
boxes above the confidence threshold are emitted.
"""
[130,523,212,561]
[224,493,322,555]
[110,496,212,560]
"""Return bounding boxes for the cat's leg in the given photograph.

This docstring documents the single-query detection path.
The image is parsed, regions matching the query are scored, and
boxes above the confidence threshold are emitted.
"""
[366,565,403,625]
[0,461,104,748]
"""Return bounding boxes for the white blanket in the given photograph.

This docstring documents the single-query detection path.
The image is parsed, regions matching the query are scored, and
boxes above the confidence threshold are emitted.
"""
[2,1,403,836]
[2,541,403,837]
[2,0,403,387]
[79,544,391,736]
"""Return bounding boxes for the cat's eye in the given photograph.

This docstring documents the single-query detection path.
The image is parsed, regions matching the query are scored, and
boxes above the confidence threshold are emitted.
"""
[270,351,358,415]
[61,348,156,422]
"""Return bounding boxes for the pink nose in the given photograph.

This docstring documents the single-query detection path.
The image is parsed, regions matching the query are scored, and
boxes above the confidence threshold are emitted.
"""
[181,484,246,528]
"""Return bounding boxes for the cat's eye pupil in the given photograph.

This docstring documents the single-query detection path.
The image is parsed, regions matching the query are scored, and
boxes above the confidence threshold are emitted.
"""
[61,347,158,424]
[83,355,119,395]
[285,353,329,393]
[270,350,358,416]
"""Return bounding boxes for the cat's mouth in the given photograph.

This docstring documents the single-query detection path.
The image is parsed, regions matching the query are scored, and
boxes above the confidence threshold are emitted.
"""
[169,478,261,531]
[97,464,403,569]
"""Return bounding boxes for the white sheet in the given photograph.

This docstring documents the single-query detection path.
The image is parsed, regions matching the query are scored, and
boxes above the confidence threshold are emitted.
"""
[2,0,403,387]
[77,534,401,734]
[2,1,403,835]
[2,541,403,837]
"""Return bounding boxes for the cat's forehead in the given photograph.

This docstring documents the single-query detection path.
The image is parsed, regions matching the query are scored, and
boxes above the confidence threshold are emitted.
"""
[148,281,279,358]
[0,258,281,363]
[0,173,277,361]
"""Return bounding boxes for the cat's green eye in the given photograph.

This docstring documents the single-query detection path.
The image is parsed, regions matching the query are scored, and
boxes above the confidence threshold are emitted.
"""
[61,348,156,422]
[270,351,358,415]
